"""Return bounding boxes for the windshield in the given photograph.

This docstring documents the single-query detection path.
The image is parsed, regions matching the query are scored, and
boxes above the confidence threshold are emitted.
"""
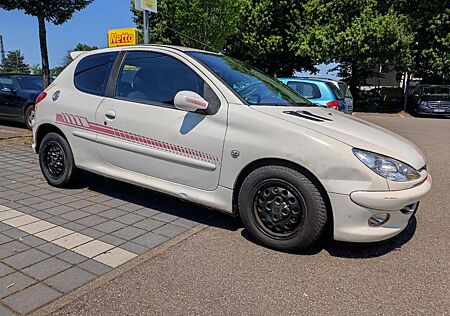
[338,82,353,98]
[188,52,311,106]
[422,86,450,96]
[15,76,44,90]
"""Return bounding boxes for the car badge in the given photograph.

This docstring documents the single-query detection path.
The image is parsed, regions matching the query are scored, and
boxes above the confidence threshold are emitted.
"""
[52,91,60,101]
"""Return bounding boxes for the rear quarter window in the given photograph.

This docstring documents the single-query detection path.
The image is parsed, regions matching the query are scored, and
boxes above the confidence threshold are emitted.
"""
[74,52,118,96]
[287,81,321,99]
[328,83,344,99]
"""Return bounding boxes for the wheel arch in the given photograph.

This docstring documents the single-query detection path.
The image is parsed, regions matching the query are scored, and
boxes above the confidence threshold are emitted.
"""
[232,158,333,235]
[24,102,35,113]
[35,123,68,153]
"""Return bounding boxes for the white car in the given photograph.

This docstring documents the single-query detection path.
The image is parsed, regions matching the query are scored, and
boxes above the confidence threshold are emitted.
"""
[32,45,431,251]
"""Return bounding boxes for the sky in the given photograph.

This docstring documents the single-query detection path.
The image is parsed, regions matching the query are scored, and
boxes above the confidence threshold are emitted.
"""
[0,0,135,67]
[0,0,339,78]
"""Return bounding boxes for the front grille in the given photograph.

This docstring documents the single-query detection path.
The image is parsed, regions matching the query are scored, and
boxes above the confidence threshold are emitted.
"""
[427,100,450,108]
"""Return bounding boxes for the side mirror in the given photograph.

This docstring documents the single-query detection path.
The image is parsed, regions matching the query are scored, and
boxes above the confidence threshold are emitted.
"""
[174,91,209,112]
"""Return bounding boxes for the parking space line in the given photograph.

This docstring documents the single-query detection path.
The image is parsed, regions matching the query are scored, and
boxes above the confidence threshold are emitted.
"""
[0,205,137,268]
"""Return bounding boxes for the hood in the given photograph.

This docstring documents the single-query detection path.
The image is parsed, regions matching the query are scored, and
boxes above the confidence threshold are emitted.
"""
[421,94,450,102]
[252,106,426,169]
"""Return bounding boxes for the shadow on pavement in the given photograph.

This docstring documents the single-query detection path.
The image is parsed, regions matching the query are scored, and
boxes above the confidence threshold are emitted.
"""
[0,119,27,129]
[241,217,417,259]
[76,171,242,232]
[65,170,417,258]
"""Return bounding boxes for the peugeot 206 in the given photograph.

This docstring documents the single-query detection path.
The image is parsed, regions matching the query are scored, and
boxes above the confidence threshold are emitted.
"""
[32,45,431,251]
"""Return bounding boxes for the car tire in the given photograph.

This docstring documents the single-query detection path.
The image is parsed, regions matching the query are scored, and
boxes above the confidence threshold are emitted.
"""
[238,166,327,252]
[39,132,79,187]
[24,105,35,130]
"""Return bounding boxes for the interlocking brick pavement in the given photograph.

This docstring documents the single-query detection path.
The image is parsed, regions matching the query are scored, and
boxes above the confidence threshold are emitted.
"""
[0,140,211,315]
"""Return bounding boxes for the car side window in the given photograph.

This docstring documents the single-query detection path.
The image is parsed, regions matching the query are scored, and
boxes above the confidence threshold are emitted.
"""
[74,52,118,96]
[287,82,321,99]
[116,51,220,113]
[0,76,15,91]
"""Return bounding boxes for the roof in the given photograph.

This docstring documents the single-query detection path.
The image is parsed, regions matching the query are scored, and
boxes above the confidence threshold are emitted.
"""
[278,77,333,84]
[294,76,345,84]
[0,73,43,77]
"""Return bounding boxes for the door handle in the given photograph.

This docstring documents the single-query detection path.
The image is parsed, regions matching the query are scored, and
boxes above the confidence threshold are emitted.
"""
[105,110,116,120]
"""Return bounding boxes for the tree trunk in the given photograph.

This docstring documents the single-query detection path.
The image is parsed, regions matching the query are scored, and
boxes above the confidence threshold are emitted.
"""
[38,16,50,88]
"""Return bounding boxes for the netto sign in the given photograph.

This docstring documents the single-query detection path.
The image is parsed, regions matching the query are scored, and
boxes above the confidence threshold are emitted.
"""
[107,28,138,47]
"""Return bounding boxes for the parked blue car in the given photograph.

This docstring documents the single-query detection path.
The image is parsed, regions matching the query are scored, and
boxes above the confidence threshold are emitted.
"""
[278,77,349,114]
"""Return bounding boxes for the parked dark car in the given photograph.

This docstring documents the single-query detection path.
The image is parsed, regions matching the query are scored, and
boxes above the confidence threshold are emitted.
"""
[0,74,45,129]
[354,89,382,112]
[409,85,450,116]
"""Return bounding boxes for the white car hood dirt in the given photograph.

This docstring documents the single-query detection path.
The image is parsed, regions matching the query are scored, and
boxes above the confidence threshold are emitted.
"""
[252,106,426,169]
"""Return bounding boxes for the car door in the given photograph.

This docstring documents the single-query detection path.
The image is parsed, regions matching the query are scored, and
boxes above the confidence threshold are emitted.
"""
[0,76,20,119]
[95,50,227,191]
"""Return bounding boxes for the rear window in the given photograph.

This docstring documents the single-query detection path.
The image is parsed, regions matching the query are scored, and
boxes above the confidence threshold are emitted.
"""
[287,81,321,99]
[74,52,118,96]
[15,76,44,90]
[328,83,344,99]
[338,82,353,98]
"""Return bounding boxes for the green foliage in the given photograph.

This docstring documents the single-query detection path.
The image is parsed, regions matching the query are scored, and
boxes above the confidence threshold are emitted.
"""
[292,0,413,87]
[227,0,315,77]
[30,64,42,75]
[0,50,30,74]
[131,0,244,50]
[393,0,450,82]
[62,43,98,67]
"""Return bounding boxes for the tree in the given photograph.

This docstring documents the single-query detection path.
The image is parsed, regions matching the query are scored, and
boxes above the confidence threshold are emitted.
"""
[226,0,316,77]
[0,0,93,87]
[292,0,413,91]
[62,43,98,67]
[394,0,450,83]
[30,64,42,75]
[131,0,244,51]
[0,50,30,74]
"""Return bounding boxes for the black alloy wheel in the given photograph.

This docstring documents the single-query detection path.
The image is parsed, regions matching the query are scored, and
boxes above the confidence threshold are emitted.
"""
[42,141,65,180]
[252,180,307,239]
[39,132,79,187]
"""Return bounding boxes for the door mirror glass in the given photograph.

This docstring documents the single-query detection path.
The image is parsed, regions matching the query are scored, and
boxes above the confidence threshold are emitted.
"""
[174,91,209,112]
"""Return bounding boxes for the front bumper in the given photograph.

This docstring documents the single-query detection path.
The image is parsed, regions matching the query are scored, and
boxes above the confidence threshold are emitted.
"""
[331,175,432,242]
[416,106,450,115]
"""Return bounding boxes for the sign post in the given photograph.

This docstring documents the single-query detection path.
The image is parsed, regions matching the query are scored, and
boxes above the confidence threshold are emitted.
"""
[143,10,150,44]
[140,0,157,44]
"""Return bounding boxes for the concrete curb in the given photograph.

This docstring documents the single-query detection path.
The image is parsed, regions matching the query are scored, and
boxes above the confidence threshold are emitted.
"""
[29,223,208,316]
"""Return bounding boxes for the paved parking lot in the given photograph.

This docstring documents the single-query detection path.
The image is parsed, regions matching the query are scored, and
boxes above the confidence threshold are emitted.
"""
[43,113,449,316]
[0,122,31,140]
[0,114,449,315]
[0,139,210,315]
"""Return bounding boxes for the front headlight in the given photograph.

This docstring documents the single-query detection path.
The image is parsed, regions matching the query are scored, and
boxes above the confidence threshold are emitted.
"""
[353,149,420,182]
[419,101,428,107]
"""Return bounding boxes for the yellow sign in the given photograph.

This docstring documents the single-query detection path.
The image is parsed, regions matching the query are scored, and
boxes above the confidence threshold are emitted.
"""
[107,28,138,47]
[142,0,157,13]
